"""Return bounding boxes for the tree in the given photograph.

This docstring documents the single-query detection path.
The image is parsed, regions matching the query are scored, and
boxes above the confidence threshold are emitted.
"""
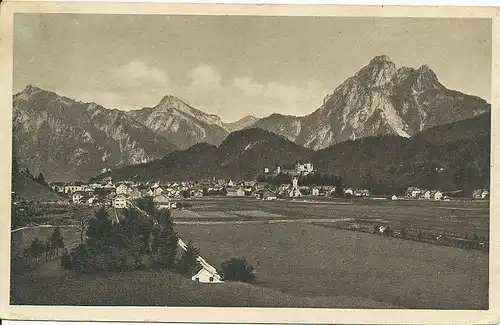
[220,257,255,282]
[177,240,200,276]
[30,237,45,263]
[50,226,65,255]
[400,228,408,239]
[152,227,178,268]
[36,172,47,186]
[75,209,92,245]
[86,207,112,244]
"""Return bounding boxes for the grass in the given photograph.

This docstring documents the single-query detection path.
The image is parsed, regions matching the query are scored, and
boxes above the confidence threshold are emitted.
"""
[11,260,399,308]
[185,197,489,237]
[176,223,488,309]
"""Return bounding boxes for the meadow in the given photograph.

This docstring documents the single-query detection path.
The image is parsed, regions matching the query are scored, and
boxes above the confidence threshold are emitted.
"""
[10,197,489,308]
[176,222,488,309]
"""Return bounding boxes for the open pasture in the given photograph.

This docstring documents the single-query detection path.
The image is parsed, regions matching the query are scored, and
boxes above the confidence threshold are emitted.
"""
[176,222,488,309]
[186,197,489,237]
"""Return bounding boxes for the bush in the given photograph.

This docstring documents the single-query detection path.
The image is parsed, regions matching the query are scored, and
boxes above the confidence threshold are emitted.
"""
[220,257,255,282]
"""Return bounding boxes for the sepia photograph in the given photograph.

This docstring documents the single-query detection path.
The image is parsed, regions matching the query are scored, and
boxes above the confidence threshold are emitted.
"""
[1,2,498,324]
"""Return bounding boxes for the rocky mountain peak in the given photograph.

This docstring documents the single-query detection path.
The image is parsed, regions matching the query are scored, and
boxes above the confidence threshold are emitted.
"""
[356,54,397,88]
[414,64,441,90]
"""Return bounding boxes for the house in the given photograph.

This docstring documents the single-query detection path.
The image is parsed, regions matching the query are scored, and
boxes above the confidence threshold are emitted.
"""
[192,266,223,283]
[344,188,354,196]
[354,189,370,197]
[226,187,245,197]
[406,187,421,198]
[153,194,171,209]
[65,185,86,194]
[227,179,235,187]
[72,192,84,204]
[472,189,489,199]
[129,188,143,200]
[152,186,164,197]
[262,190,278,200]
[116,184,130,195]
[112,194,127,209]
[311,187,320,196]
[424,190,443,200]
[391,195,398,200]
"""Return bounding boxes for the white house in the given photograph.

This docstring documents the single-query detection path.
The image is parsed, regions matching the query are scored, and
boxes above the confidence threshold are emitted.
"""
[311,187,320,196]
[391,195,398,200]
[112,194,127,209]
[72,192,83,204]
[178,239,223,283]
[116,184,130,195]
[344,188,354,196]
[192,267,223,283]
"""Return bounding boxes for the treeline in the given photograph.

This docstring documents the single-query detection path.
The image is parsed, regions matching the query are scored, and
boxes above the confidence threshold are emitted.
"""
[61,202,200,276]
[15,227,65,268]
[13,156,51,188]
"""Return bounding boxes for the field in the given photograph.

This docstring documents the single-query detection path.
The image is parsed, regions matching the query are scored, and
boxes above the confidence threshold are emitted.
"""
[10,196,489,308]
[173,197,489,309]
[11,259,398,308]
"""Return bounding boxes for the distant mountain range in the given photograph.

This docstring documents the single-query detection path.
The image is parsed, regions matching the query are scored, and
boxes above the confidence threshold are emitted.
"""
[12,55,490,182]
[252,55,490,150]
[98,112,490,195]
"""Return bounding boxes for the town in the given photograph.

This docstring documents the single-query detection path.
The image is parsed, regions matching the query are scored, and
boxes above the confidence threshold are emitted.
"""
[15,161,489,210]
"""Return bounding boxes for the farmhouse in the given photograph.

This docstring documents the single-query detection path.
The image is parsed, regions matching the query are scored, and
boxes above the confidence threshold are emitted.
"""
[424,190,443,200]
[311,187,320,196]
[192,266,223,283]
[344,188,354,196]
[112,195,127,209]
[354,189,370,197]
[153,194,171,209]
[406,187,421,198]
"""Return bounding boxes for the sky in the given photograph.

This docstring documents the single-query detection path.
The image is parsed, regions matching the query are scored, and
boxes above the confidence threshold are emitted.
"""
[13,14,491,122]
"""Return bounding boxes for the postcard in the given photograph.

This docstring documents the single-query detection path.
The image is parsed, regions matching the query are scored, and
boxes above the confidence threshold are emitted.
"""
[0,2,498,324]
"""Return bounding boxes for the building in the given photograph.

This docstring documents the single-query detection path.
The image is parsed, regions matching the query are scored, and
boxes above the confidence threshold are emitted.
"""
[391,195,398,200]
[192,266,223,283]
[288,177,303,197]
[344,188,354,196]
[65,185,86,194]
[424,190,443,200]
[354,189,370,197]
[129,188,143,200]
[116,184,130,195]
[295,161,314,175]
[112,195,127,209]
[406,187,421,198]
[262,190,278,200]
[153,194,171,209]
[311,187,320,196]
[72,192,84,204]
[473,189,489,199]
[226,187,245,197]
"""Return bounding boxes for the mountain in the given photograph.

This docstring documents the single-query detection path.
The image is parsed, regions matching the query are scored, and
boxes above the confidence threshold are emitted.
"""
[13,86,178,182]
[126,95,229,149]
[97,128,313,182]
[99,112,490,195]
[253,55,490,150]
[225,115,260,132]
[312,112,490,195]
[12,172,62,202]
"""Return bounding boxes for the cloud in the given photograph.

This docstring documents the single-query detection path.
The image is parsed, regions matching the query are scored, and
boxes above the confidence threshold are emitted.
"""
[65,59,173,111]
[179,63,330,121]
[110,60,171,94]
